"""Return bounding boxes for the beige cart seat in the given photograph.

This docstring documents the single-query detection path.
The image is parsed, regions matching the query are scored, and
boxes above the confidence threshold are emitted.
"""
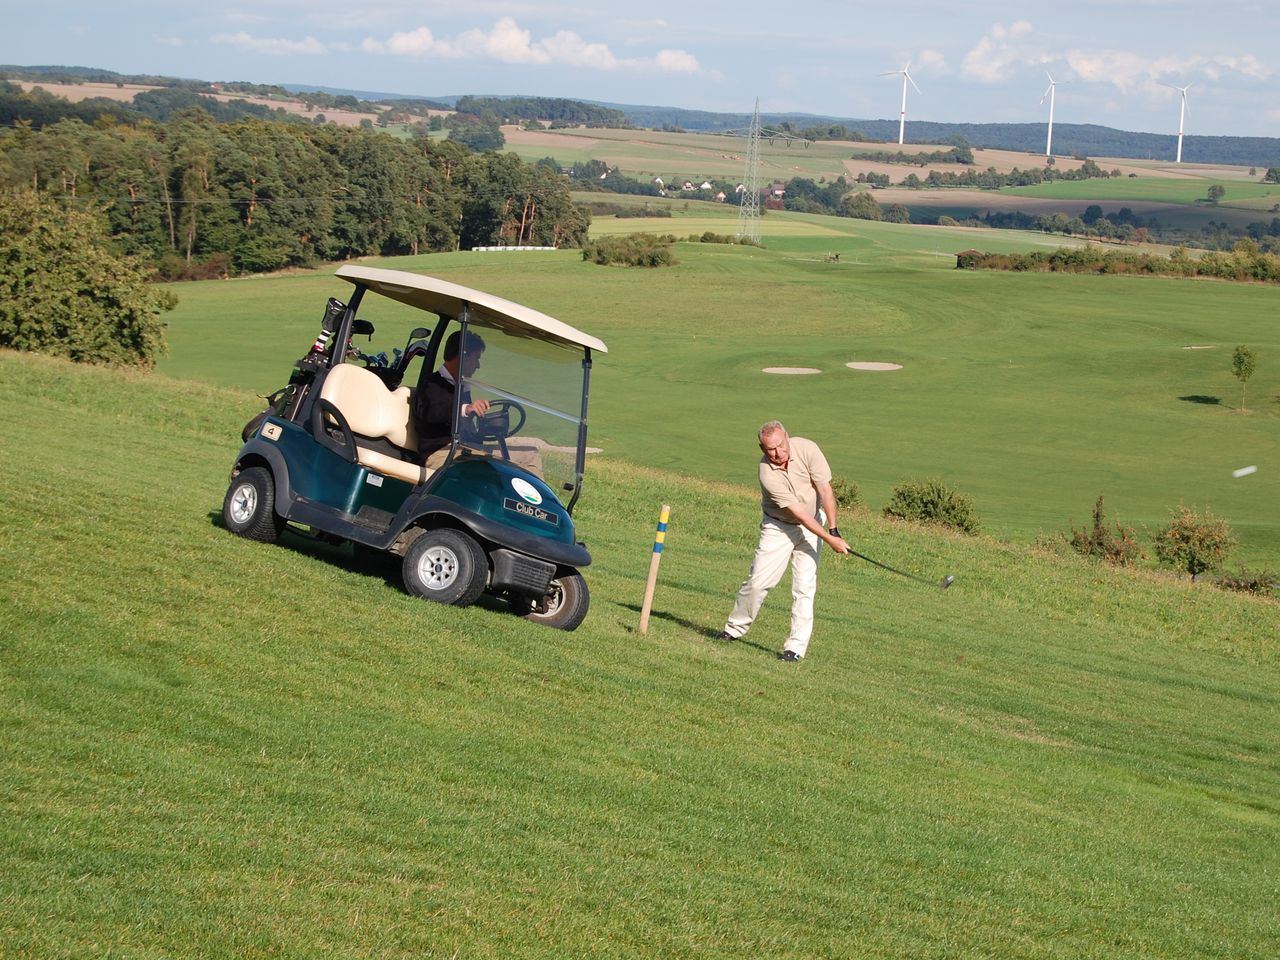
[318,363,428,486]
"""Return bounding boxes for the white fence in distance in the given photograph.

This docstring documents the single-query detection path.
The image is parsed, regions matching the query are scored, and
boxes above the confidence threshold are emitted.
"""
[472,246,558,252]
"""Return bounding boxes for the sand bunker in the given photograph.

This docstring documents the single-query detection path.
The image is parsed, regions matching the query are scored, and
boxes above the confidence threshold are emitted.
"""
[763,367,822,375]
[846,362,903,371]
[1182,345,1215,350]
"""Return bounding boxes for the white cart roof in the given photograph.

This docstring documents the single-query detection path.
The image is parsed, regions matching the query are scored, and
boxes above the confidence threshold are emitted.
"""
[335,265,608,354]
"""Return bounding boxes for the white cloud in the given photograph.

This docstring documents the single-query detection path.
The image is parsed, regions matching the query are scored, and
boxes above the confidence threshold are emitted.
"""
[539,30,617,69]
[962,21,1271,94]
[452,17,547,63]
[362,26,446,57]
[362,17,712,75]
[913,49,949,75]
[1210,54,1269,80]
[213,31,327,55]
[962,21,1036,83]
[1064,49,1151,91]
[653,49,700,74]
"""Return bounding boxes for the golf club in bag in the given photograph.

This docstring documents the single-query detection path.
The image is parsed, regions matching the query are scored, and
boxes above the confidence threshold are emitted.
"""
[846,547,954,590]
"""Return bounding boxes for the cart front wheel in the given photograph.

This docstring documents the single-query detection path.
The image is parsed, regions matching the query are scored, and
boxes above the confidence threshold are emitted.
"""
[403,529,488,607]
[222,466,285,543]
[511,571,589,631]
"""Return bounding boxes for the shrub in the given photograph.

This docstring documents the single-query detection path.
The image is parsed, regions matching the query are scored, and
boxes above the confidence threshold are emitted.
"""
[829,476,864,512]
[883,478,979,534]
[580,233,676,267]
[1069,495,1143,566]
[1214,567,1279,598]
[152,252,232,282]
[615,206,671,218]
[1153,506,1236,580]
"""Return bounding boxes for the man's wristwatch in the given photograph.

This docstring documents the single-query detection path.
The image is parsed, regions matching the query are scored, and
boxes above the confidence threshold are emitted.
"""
[828,527,842,538]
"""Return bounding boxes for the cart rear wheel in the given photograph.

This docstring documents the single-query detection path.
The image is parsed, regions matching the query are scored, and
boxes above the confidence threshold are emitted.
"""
[511,571,589,631]
[222,466,285,543]
[402,529,488,607]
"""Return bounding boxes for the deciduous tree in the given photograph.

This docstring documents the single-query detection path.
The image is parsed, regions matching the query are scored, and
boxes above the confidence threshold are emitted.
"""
[0,191,172,366]
[1231,345,1256,410]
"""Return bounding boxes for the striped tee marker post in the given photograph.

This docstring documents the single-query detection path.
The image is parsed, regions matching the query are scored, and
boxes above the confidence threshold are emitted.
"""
[638,504,671,636]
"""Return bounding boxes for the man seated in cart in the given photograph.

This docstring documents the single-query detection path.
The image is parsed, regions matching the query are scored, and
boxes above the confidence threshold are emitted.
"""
[413,330,544,477]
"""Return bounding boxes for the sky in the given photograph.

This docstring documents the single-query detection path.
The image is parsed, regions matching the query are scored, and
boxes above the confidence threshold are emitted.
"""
[4,1,1278,139]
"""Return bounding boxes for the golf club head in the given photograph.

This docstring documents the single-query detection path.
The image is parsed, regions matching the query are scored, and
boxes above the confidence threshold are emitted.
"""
[940,575,955,590]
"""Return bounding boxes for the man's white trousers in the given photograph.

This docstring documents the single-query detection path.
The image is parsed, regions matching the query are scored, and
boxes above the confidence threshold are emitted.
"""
[724,516,821,657]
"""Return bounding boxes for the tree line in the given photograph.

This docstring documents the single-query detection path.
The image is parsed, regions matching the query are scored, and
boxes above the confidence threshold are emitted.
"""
[955,243,1280,283]
[962,205,1280,253]
[0,110,590,277]
[454,96,628,127]
[0,80,310,129]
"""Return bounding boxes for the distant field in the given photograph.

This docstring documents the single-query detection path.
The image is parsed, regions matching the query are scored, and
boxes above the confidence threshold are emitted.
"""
[16,80,385,127]
[514,126,1277,237]
[17,80,155,103]
[156,213,1278,566]
[506,126,1246,191]
[1005,176,1279,206]
[505,125,856,182]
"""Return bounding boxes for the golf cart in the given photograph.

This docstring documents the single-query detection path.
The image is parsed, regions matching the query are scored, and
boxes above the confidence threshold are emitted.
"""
[221,265,607,631]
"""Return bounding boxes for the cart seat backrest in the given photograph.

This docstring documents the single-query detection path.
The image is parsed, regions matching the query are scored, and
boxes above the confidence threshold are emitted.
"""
[318,363,427,485]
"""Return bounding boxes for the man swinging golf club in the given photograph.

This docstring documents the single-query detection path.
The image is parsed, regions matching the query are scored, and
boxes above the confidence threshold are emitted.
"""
[716,420,850,661]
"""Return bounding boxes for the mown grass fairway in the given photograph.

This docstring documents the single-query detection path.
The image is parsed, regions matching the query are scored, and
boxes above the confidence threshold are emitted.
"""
[1,351,1277,958]
[157,212,1278,567]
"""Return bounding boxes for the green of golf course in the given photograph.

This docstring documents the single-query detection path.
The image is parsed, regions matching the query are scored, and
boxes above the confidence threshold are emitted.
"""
[6,80,1280,960]
[158,208,1279,567]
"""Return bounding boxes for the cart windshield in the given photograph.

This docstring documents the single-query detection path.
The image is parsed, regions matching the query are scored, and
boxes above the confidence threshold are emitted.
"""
[456,320,591,507]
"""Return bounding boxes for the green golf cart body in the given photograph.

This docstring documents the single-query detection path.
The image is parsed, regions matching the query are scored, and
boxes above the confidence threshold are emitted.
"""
[222,265,608,630]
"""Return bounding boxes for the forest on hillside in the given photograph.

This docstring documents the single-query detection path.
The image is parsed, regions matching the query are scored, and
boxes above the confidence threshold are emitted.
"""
[0,109,590,276]
[7,64,1278,166]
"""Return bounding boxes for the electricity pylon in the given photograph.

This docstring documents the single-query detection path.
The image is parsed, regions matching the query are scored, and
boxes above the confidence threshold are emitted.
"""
[736,98,763,243]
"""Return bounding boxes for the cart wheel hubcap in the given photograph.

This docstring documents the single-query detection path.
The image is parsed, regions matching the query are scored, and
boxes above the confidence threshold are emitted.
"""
[534,581,563,617]
[230,483,257,523]
[418,546,460,589]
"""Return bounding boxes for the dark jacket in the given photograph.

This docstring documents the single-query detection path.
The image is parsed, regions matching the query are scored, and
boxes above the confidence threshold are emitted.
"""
[413,370,467,457]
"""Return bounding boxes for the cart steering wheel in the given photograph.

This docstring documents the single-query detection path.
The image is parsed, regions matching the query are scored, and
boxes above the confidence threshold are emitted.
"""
[466,398,527,443]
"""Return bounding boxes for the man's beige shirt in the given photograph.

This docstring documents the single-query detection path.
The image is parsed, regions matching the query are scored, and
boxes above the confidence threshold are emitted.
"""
[759,436,832,523]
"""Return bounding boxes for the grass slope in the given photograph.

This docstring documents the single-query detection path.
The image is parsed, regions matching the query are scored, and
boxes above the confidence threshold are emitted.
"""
[2,351,1277,958]
[156,220,1279,567]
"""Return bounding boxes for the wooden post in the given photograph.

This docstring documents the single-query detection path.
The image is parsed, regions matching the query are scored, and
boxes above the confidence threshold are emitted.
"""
[638,504,670,636]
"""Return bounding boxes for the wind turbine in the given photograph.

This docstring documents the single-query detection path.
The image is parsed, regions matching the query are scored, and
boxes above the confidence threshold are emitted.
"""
[1162,82,1192,163]
[880,63,920,145]
[1040,72,1059,157]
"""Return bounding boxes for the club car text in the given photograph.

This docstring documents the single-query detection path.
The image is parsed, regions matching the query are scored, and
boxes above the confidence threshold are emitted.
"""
[504,497,560,525]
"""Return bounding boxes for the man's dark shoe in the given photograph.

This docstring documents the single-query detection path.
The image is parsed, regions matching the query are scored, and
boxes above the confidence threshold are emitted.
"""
[779,650,802,662]
[713,630,736,642]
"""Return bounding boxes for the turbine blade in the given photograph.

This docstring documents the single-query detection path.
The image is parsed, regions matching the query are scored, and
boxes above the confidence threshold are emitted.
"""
[907,71,922,94]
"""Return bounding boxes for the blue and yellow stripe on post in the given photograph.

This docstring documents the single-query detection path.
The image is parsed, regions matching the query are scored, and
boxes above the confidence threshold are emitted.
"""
[639,503,672,635]
[653,505,670,554]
